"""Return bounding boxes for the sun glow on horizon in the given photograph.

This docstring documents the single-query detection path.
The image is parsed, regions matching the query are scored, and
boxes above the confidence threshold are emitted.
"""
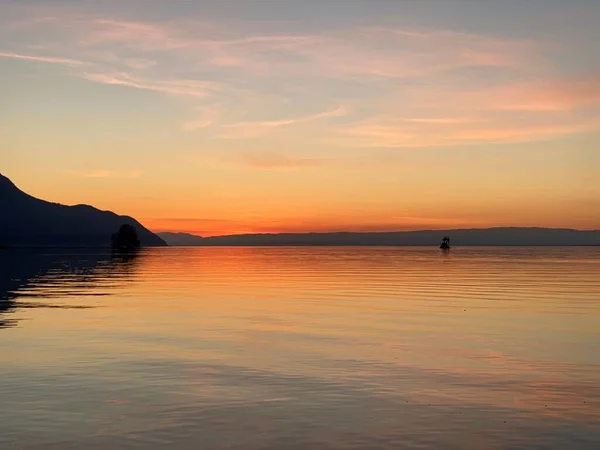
[2,1,599,233]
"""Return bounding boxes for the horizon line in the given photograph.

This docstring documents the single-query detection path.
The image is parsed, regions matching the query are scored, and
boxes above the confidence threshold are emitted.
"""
[154,226,600,238]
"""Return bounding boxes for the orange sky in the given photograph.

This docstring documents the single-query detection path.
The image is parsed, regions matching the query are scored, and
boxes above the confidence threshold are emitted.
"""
[2,1,599,236]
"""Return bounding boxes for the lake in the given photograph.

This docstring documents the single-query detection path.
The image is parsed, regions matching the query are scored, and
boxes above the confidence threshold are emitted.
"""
[1,247,599,449]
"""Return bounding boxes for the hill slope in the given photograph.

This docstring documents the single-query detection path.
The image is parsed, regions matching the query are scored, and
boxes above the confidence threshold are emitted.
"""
[158,228,600,246]
[0,174,166,248]
[157,232,205,246]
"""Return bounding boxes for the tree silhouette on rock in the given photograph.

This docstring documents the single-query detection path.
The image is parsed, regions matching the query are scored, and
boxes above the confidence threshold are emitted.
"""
[111,224,141,251]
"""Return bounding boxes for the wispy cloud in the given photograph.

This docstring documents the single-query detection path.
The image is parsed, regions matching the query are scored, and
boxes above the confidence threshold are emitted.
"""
[1,11,539,78]
[489,74,600,112]
[122,58,157,70]
[182,118,214,131]
[220,106,347,138]
[82,18,194,51]
[0,51,90,66]
[406,117,472,124]
[331,70,600,148]
[338,114,600,148]
[3,7,600,148]
[83,72,219,97]
[182,105,222,130]
[231,106,346,128]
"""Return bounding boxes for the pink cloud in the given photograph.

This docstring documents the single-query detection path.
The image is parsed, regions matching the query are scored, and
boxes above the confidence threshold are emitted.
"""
[339,114,600,148]
[3,10,540,78]
[3,8,599,148]
[492,74,600,111]
[406,117,472,124]
[400,73,600,114]
[330,71,600,148]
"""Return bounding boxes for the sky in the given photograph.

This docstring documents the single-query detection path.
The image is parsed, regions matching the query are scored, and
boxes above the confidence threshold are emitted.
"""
[2,0,599,236]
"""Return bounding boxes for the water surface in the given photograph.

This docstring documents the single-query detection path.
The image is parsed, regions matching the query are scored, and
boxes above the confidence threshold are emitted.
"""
[1,247,599,449]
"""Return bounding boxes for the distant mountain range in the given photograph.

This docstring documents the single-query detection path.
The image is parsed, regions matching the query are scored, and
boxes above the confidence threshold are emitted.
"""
[3,171,598,248]
[159,228,600,246]
[0,173,166,248]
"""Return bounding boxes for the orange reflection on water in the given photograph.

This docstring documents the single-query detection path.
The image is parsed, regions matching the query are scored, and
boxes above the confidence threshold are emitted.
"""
[1,247,599,448]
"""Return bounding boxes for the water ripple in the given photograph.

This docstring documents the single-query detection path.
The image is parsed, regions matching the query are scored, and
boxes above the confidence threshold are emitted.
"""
[0,247,599,448]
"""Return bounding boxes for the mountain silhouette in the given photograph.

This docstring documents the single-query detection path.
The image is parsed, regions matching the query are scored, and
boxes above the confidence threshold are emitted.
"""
[0,173,166,248]
[157,232,205,246]
[158,228,600,246]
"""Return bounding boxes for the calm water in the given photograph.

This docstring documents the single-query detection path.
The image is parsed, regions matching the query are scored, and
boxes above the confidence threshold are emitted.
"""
[1,247,599,449]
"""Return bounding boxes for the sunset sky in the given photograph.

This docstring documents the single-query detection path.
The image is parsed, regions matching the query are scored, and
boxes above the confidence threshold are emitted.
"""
[2,0,599,236]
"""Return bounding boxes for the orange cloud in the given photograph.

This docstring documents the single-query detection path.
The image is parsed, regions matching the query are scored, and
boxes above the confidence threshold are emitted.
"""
[333,71,600,148]
[339,115,600,148]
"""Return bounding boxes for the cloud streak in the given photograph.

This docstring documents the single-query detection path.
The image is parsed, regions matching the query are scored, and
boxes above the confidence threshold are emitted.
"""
[338,114,600,148]
[232,106,346,128]
[0,51,90,66]
[3,7,600,148]
[83,72,219,98]
[221,106,347,138]
[2,11,539,78]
